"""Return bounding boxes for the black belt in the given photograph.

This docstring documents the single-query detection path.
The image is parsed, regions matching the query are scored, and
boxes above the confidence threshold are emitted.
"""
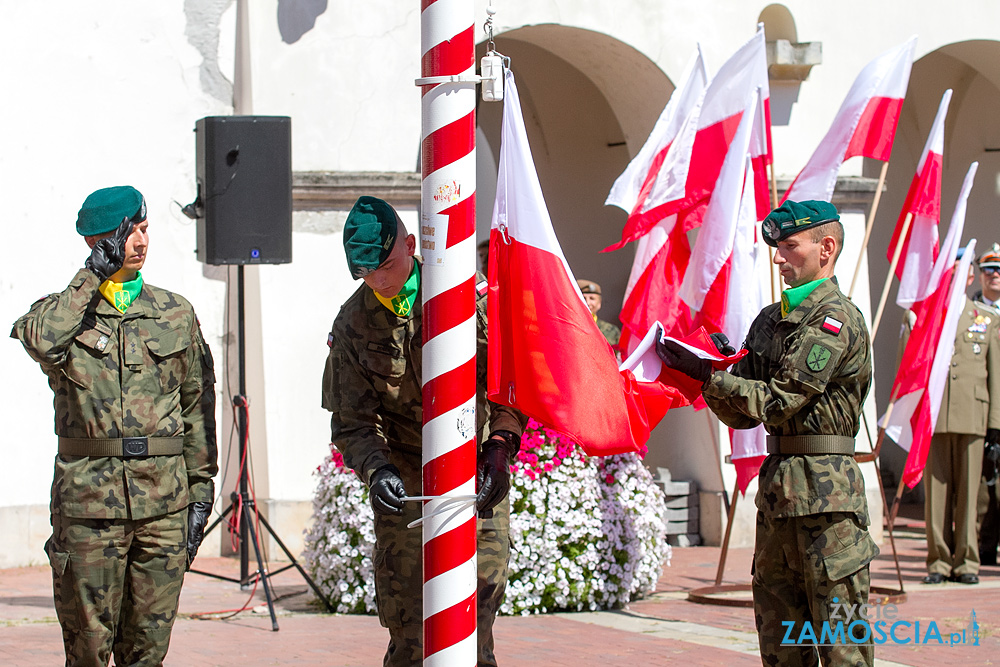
[58,436,184,458]
[766,435,855,456]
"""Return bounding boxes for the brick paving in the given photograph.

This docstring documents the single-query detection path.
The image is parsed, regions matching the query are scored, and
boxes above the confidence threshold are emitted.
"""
[2,504,999,666]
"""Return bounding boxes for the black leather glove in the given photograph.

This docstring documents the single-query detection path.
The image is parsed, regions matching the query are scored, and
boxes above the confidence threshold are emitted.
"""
[186,501,213,569]
[985,435,1000,485]
[477,431,519,516]
[85,215,134,281]
[656,338,712,384]
[369,465,407,516]
[708,332,736,356]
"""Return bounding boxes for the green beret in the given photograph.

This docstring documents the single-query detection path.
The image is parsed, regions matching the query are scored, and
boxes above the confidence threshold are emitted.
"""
[761,200,840,247]
[76,185,146,237]
[343,196,400,279]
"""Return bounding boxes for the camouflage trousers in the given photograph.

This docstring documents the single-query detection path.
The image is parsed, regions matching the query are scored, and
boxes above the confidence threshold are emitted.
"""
[752,511,878,667]
[373,458,510,667]
[45,509,188,667]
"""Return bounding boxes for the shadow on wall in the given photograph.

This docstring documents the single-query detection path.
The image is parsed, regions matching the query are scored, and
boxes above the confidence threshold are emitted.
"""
[278,0,328,44]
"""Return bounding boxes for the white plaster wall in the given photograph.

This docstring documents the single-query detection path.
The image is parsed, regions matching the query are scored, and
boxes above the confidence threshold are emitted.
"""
[1,3,232,515]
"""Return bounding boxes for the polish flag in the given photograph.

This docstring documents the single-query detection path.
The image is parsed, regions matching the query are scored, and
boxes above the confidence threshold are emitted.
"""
[612,26,772,250]
[488,70,687,455]
[891,89,952,309]
[882,162,978,488]
[783,37,916,203]
[617,216,692,354]
[677,93,770,493]
[605,48,709,215]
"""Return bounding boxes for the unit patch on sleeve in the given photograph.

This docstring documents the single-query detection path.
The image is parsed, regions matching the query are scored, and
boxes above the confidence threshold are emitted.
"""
[821,316,843,335]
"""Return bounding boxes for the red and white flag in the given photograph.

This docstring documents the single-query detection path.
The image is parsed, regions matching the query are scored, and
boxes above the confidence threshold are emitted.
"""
[606,48,709,215]
[614,26,771,249]
[882,162,979,488]
[677,93,770,492]
[783,37,916,203]
[617,217,692,354]
[891,89,952,309]
[488,70,687,455]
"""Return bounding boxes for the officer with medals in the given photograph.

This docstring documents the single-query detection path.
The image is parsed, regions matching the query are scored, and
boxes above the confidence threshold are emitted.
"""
[976,244,1000,565]
[11,186,218,665]
[321,196,525,666]
[919,247,1000,584]
[655,200,878,666]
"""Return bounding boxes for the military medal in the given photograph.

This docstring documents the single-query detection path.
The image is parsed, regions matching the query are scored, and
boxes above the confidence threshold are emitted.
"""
[974,342,982,354]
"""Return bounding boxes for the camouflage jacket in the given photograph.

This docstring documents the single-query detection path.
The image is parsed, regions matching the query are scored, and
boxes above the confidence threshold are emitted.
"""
[322,261,525,485]
[703,278,872,520]
[11,269,218,520]
[596,318,621,347]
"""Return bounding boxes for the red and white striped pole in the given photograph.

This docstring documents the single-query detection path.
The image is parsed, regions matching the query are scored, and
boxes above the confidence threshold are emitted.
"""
[418,0,478,665]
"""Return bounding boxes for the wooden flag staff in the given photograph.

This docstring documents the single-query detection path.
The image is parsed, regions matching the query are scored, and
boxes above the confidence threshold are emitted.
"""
[869,212,913,341]
[848,160,891,298]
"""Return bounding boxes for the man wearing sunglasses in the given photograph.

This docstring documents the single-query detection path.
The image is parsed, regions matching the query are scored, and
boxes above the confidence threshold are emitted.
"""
[975,244,1000,566]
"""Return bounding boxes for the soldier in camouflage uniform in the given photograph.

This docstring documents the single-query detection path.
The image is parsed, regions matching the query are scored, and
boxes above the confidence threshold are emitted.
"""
[657,200,878,667]
[11,186,218,667]
[322,196,524,667]
[577,279,621,352]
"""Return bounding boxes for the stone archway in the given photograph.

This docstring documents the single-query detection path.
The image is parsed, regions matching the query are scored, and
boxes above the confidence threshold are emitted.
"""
[475,25,676,320]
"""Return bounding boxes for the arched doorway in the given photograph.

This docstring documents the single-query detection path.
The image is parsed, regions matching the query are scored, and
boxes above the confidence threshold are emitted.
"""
[475,25,676,320]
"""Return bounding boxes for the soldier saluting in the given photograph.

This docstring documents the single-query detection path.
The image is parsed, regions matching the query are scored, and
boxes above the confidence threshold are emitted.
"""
[11,186,218,666]
[656,200,878,666]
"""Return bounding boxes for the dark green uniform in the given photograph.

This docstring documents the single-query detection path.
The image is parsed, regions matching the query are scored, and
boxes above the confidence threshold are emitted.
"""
[927,298,1000,577]
[322,262,523,667]
[703,278,878,667]
[11,268,217,667]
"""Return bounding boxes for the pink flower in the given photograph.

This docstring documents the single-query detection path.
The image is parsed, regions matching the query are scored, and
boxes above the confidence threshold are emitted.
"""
[605,474,615,485]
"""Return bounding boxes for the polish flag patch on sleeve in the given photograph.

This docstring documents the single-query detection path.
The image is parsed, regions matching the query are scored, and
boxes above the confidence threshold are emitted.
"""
[821,316,843,335]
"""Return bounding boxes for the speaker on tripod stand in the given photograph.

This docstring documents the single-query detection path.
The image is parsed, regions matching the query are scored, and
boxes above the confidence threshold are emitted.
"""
[186,115,333,627]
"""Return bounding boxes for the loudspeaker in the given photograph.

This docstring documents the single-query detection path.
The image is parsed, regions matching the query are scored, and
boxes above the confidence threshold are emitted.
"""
[194,116,292,265]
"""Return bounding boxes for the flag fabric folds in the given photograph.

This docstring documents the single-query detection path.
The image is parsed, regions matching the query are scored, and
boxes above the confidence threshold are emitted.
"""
[611,26,771,250]
[488,70,687,456]
[783,37,916,203]
[605,48,709,215]
[891,89,952,309]
[882,162,979,488]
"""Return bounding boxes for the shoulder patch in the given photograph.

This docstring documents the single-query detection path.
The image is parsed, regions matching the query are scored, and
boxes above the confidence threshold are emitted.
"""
[821,316,843,335]
[476,280,488,297]
[806,343,832,372]
[327,333,334,348]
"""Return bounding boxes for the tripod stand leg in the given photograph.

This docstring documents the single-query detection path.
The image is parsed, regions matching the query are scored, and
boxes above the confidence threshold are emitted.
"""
[244,507,280,631]
[254,511,335,613]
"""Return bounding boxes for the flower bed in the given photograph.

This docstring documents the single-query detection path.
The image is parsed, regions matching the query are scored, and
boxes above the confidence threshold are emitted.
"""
[303,419,671,615]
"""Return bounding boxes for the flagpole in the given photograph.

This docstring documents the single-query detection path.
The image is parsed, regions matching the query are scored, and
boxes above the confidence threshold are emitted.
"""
[418,1,478,664]
[714,478,740,586]
[848,160,891,298]
[869,212,912,341]
[855,386,906,594]
[767,163,780,303]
